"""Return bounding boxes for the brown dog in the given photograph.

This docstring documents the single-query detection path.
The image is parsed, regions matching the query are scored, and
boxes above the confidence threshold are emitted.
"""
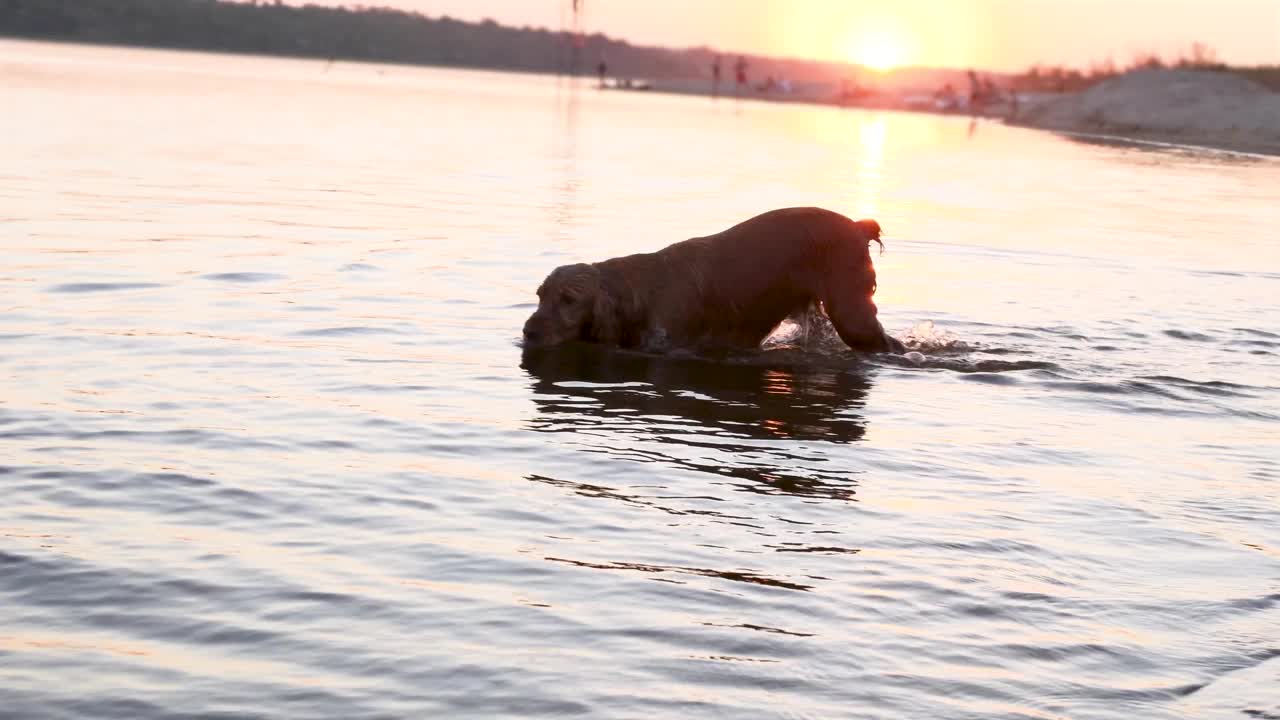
[522,207,902,354]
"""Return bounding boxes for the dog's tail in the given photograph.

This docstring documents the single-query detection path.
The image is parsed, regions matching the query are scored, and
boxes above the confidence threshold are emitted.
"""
[854,219,885,254]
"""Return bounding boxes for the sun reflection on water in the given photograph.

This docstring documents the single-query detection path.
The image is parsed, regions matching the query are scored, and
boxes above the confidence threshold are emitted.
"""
[854,115,887,220]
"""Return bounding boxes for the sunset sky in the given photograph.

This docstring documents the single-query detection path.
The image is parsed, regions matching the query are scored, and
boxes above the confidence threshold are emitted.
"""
[318,0,1279,72]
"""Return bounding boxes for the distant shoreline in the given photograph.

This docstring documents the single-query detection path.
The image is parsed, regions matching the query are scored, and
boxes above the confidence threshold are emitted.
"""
[1010,126,1280,159]
[0,34,1013,120]
[0,35,574,81]
[8,36,1277,159]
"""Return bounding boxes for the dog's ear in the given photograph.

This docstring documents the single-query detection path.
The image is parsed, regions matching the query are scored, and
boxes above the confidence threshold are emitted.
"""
[855,219,885,255]
[586,286,621,343]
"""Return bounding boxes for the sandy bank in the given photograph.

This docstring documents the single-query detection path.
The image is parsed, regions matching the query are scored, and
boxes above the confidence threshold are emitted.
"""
[1013,69,1280,156]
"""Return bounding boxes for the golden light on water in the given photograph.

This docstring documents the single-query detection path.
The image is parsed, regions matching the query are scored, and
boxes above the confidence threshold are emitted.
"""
[854,115,886,219]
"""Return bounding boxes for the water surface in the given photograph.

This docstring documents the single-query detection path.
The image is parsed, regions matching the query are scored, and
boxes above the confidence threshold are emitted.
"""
[2,40,1279,719]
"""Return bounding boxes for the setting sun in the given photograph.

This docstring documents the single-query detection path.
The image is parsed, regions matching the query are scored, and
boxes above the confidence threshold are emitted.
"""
[849,30,911,70]
[848,27,910,71]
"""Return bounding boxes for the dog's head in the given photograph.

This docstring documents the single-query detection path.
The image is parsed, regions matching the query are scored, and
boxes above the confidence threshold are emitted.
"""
[522,263,617,347]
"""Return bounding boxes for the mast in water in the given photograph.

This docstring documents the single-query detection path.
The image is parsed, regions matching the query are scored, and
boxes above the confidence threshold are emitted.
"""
[562,0,585,76]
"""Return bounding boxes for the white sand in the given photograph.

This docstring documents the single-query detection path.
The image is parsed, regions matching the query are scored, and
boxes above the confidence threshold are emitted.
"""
[1017,69,1280,154]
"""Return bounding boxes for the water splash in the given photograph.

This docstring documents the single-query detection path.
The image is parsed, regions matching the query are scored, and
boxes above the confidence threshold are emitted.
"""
[896,320,973,354]
[764,316,1029,372]
[763,305,845,352]
[876,321,1059,373]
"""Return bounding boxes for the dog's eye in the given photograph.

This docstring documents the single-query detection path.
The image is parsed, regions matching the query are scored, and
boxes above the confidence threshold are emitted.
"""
[560,292,576,305]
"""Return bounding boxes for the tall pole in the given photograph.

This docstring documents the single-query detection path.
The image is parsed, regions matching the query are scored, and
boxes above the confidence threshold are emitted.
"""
[570,0,584,76]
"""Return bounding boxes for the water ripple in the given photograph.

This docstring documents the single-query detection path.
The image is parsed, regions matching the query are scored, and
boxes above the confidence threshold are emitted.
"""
[200,272,286,283]
[4,43,1279,720]
[46,282,166,293]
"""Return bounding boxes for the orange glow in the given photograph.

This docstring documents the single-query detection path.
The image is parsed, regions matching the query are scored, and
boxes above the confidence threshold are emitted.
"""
[353,1,1280,74]
[847,27,911,72]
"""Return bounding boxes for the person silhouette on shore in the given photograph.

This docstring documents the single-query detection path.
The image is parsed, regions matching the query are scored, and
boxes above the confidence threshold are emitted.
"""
[735,56,748,96]
[712,55,722,95]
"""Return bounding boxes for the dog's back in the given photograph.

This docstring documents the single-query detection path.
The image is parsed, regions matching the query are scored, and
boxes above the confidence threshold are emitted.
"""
[607,208,881,349]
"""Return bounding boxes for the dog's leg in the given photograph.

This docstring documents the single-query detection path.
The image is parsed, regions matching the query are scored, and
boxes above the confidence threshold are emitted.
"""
[822,250,901,354]
[827,295,897,352]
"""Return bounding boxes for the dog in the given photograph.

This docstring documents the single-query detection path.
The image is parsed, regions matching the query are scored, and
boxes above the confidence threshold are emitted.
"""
[522,207,902,354]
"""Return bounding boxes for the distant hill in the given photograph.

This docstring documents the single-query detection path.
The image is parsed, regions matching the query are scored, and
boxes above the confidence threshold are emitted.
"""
[0,0,982,94]
[1016,69,1280,154]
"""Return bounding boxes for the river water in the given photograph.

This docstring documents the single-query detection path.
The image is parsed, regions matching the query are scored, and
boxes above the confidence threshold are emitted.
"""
[2,40,1278,720]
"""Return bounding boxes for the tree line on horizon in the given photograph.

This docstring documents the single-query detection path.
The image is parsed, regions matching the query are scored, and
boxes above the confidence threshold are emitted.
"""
[2,0,1274,94]
[0,0,878,88]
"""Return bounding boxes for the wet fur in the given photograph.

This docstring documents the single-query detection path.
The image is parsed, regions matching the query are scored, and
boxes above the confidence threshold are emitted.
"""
[522,207,901,354]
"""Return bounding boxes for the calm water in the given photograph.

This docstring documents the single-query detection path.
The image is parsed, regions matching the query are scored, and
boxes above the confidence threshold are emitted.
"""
[2,40,1279,720]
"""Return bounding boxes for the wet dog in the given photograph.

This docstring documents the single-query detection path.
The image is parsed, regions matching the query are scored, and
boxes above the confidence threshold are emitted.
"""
[522,207,901,354]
